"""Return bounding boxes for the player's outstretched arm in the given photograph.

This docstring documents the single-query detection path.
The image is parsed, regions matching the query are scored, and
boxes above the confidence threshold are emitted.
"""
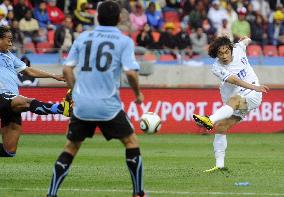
[63,66,76,89]
[238,36,251,46]
[125,70,144,104]
[226,75,269,93]
[21,67,64,81]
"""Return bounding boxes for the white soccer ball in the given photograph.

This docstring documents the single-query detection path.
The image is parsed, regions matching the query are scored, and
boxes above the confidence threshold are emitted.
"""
[139,112,161,134]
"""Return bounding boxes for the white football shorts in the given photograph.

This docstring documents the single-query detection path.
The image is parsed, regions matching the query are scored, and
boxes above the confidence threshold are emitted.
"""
[233,90,262,119]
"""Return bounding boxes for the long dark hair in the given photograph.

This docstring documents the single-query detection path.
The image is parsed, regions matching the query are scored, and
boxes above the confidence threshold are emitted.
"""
[208,36,233,58]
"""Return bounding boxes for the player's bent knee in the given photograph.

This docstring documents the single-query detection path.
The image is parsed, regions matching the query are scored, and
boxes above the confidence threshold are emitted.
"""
[64,140,81,156]
[227,95,242,109]
[11,96,30,111]
[120,133,139,149]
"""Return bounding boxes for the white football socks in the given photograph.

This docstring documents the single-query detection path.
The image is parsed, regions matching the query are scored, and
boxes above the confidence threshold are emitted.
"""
[213,134,227,168]
[209,105,234,124]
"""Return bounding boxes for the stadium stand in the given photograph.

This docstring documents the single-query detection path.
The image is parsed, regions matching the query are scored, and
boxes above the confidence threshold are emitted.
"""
[278,45,284,56]
[263,45,278,56]
[1,0,283,65]
[36,41,54,54]
[247,44,262,57]
[163,10,180,23]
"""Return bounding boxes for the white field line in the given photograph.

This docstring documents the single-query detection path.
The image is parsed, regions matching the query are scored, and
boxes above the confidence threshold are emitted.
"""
[0,187,284,196]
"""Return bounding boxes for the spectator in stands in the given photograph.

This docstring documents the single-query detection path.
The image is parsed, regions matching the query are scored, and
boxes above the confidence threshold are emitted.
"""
[54,15,74,53]
[159,22,176,49]
[146,2,163,30]
[117,6,133,32]
[0,0,12,17]
[119,0,131,12]
[183,0,207,30]
[138,0,165,12]
[130,2,147,31]
[74,23,83,39]
[217,19,233,41]
[18,56,39,87]
[268,0,280,10]
[136,23,155,49]
[68,0,77,14]
[268,10,284,45]
[232,7,251,42]
[158,22,178,58]
[246,3,256,24]
[207,0,227,30]
[19,10,39,43]
[226,2,238,29]
[27,0,37,7]
[181,0,195,17]
[0,9,8,26]
[33,1,52,29]
[6,10,14,25]
[269,3,284,23]
[76,0,88,10]
[251,14,267,45]
[10,20,24,54]
[74,2,95,30]
[14,0,29,21]
[55,0,66,12]
[251,0,270,22]
[190,26,208,55]
[15,0,33,8]
[175,23,193,58]
[164,0,180,12]
[47,0,65,26]
[202,18,216,43]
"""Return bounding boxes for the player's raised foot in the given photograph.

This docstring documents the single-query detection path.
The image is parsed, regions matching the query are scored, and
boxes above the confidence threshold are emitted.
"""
[61,89,73,117]
[193,114,213,130]
[203,166,228,173]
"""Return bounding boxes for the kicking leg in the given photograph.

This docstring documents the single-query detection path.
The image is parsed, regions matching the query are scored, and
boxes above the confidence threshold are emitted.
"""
[193,95,245,130]
[10,95,68,115]
[28,99,63,115]
[47,140,81,197]
[120,133,145,197]
[209,95,244,123]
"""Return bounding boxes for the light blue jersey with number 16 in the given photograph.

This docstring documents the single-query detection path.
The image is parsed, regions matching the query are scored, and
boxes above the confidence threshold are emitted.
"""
[64,26,140,121]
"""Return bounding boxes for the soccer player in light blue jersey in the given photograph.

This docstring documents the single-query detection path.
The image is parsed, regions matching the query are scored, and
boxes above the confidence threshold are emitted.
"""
[0,26,71,157]
[46,1,146,197]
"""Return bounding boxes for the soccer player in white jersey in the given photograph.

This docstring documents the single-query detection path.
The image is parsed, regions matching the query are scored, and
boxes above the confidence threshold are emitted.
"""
[0,26,71,158]
[193,36,269,172]
[46,1,146,197]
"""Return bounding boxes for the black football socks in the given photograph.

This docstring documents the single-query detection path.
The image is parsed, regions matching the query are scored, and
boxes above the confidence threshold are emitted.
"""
[0,143,15,157]
[29,99,63,115]
[126,148,145,197]
[47,152,74,196]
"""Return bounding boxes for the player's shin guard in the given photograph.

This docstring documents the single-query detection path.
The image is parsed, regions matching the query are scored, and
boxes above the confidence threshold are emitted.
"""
[47,152,73,196]
[30,99,63,115]
[126,148,144,197]
[209,105,234,124]
[0,143,15,157]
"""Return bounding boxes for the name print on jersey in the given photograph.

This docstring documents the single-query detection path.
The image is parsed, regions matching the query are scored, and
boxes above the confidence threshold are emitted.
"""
[237,69,247,79]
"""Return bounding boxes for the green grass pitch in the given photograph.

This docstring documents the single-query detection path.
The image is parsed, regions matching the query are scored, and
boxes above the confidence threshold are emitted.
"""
[0,133,284,197]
